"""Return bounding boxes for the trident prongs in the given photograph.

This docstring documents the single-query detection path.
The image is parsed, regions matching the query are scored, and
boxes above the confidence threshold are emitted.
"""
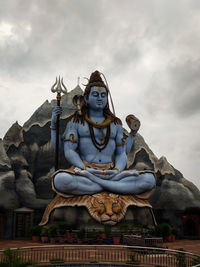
[51,76,68,94]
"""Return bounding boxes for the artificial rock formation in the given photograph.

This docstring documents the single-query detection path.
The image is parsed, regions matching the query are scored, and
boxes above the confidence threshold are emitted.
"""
[1,85,200,232]
[0,139,19,209]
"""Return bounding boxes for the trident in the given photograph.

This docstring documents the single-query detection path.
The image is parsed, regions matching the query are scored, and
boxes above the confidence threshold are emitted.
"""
[51,76,67,171]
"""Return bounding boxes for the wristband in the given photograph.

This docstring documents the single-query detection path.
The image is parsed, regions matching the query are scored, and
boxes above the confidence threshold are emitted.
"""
[113,167,120,174]
[130,131,136,136]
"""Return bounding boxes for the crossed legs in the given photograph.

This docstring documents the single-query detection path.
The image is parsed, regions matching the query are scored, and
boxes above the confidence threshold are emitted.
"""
[54,171,155,195]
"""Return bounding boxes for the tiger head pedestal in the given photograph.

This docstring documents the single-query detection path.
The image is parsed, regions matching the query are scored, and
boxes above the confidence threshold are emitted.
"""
[40,191,156,228]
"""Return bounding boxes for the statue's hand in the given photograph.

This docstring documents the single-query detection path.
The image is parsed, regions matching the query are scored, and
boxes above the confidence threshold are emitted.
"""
[127,169,139,176]
[74,167,117,180]
[86,168,115,180]
[105,169,119,178]
[74,167,91,177]
[111,169,139,181]
[51,106,62,127]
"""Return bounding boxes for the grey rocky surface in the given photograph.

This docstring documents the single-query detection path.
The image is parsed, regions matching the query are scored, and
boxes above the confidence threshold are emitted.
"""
[0,139,19,209]
[16,169,50,209]
[0,170,19,209]
[3,122,23,151]
[1,84,200,230]
[0,139,12,170]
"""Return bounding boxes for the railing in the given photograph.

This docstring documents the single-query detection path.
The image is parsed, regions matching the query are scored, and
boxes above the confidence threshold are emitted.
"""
[0,245,200,266]
[123,235,163,247]
[144,237,163,247]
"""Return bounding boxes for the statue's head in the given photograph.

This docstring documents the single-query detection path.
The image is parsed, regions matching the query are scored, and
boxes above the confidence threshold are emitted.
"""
[84,70,108,111]
[70,70,121,125]
[84,86,107,111]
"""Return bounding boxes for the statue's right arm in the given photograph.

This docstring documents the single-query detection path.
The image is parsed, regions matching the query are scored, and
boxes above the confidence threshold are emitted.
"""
[50,106,64,154]
[63,121,85,169]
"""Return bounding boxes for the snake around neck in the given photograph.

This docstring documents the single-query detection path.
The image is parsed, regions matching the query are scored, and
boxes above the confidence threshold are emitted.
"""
[85,114,112,152]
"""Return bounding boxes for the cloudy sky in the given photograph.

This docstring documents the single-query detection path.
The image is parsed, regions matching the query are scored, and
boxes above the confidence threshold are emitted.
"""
[0,0,200,189]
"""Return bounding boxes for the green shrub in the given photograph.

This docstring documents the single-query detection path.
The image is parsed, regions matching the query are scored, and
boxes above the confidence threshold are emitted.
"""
[30,225,42,236]
[0,248,35,267]
[192,256,200,266]
[119,223,129,234]
[104,224,112,237]
[41,226,49,237]
[129,253,136,262]
[176,248,186,267]
[58,221,68,235]
[77,228,85,239]
[154,223,171,238]
[87,229,96,239]
[128,253,140,264]
[48,224,58,237]
[171,228,178,236]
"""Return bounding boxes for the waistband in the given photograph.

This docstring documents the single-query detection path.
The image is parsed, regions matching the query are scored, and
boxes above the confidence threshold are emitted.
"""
[83,160,114,171]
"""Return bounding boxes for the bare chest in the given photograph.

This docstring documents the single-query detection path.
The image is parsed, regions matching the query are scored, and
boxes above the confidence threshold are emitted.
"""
[77,122,117,140]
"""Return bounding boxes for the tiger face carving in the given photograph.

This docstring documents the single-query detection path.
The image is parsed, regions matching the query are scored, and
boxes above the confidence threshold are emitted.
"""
[87,192,126,225]
[40,191,152,226]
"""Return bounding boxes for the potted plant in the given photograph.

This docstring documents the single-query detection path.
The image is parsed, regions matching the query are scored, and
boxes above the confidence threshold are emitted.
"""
[30,225,42,242]
[41,225,49,243]
[77,228,85,244]
[49,224,58,243]
[169,228,177,242]
[58,222,68,243]
[101,232,106,239]
[119,223,129,235]
[86,229,97,244]
[154,223,172,242]
[104,224,112,244]
[65,226,73,243]
[86,230,92,244]
[96,231,103,244]
[127,253,140,265]
[112,232,120,245]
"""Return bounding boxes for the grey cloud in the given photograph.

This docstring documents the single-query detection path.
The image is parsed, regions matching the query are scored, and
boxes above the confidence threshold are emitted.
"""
[168,59,200,117]
[0,0,108,79]
[175,90,200,117]
[0,0,200,190]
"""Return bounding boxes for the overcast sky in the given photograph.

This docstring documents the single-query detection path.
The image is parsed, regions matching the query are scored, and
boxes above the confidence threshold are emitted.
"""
[0,0,200,189]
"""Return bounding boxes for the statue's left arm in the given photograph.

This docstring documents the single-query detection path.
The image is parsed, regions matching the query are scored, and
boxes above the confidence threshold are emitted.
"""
[125,114,140,153]
[114,124,127,172]
[126,134,135,154]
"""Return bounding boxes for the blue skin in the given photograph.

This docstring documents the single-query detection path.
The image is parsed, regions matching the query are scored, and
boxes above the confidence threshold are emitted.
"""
[51,86,155,195]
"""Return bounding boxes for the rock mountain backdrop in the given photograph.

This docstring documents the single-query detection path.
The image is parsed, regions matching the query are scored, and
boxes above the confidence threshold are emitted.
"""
[1,85,200,237]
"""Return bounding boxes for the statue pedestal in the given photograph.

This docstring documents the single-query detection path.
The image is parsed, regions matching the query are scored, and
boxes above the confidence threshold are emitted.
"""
[40,192,156,228]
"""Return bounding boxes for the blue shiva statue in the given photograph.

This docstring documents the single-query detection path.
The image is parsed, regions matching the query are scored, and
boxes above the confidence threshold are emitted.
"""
[50,71,155,196]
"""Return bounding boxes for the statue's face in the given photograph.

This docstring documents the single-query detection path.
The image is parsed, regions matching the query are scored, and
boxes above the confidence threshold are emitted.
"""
[86,86,108,110]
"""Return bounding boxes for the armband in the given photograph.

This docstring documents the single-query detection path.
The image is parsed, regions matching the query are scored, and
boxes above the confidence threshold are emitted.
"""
[63,134,78,144]
[116,137,126,146]
[130,132,136,136]
[50,125,56,130]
